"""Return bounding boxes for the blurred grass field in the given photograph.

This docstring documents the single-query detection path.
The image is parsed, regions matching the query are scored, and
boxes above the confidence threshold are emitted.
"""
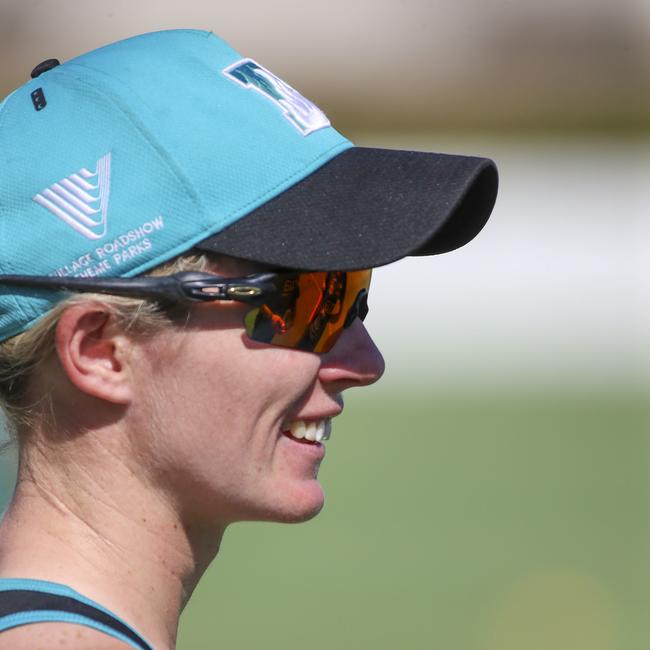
[169,388,648,650]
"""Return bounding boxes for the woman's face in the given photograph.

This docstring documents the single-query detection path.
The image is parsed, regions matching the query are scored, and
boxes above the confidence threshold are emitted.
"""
[126,258,385,527]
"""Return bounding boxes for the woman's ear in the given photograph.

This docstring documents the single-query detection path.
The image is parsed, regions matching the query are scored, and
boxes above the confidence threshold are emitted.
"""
[54,303,133,404]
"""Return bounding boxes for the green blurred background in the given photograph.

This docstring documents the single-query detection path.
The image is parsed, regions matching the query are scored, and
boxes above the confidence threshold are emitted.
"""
[1,1,648,648]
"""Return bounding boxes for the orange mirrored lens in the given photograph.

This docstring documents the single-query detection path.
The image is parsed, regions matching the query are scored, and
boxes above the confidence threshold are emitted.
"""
[243,270,371,352]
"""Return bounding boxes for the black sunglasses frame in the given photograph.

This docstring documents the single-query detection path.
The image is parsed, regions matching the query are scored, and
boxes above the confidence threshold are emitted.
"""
[0,271,282,306]
[0,270,370,334]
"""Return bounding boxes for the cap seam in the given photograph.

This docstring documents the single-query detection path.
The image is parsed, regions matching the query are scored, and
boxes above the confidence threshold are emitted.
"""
[0,88,20,131]
[120,139,354,278]
[0,309,48,341]
[1,89,58,331]
[52,63,206,220]
[216,139,353,232]
[0,252,43,331]
[1,293,40,331]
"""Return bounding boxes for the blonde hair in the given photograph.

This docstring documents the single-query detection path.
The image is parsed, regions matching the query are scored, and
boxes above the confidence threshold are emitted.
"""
[0,251,214,442]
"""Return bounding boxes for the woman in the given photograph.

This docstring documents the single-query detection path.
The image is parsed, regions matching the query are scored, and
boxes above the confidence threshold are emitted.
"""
[0,29,497,650]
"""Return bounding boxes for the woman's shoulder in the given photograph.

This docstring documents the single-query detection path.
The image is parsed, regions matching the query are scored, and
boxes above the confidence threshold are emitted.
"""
[0,577,154,650]
[0,621,136,649]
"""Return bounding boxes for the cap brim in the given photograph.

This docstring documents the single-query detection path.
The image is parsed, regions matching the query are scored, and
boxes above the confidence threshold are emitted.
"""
[195,146,498,271]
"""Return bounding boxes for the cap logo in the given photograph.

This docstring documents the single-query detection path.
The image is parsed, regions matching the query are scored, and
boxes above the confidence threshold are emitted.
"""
[33,152,112,240]
[222,59,330,136]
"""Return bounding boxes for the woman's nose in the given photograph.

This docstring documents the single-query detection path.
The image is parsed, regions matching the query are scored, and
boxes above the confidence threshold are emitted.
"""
[318,318,385,391]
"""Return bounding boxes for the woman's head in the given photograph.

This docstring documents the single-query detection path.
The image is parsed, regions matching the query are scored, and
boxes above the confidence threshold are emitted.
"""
[0,252,384,525]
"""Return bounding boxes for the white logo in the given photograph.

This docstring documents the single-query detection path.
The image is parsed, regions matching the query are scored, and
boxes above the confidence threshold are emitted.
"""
[223,59,330,136]
[33,152,112,240]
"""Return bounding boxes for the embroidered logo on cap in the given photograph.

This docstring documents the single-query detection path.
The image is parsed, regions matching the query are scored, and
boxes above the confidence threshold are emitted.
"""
[223,59,330,136]
[33,153,112,240]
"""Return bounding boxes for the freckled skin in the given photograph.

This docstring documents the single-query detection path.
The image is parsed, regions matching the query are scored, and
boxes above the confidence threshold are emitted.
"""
[0,623,134,649]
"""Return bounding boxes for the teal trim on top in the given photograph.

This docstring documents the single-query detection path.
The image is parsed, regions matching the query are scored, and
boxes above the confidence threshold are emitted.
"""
[0,611,146,649]
[0,578,153,649]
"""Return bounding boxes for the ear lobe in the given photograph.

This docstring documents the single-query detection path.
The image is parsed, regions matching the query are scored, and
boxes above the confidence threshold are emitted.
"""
[55,304,133,404]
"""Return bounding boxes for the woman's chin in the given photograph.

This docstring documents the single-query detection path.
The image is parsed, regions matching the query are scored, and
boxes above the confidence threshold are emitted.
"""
[245,480,325,524]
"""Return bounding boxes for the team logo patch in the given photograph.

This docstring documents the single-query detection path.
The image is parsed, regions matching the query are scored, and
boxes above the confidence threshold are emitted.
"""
[223,59,330,136]
[33,152,112,240]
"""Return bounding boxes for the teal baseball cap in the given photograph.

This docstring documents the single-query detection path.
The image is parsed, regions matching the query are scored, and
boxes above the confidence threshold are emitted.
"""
[0,29,498,342]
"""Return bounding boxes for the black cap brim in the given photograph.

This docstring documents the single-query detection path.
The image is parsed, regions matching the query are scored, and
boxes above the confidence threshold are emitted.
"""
[195,146,498,271]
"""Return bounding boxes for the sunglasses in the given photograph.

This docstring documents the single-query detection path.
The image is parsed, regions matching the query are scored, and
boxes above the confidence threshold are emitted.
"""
[0,269,371,353]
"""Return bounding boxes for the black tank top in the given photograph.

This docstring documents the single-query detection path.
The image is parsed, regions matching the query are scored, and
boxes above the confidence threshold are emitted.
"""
[0,578,154,649]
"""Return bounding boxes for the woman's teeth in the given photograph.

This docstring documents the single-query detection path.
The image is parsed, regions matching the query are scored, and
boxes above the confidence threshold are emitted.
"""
[284,419,332,443]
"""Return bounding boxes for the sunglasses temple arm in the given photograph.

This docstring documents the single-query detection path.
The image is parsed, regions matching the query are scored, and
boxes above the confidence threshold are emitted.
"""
[0,274,191,303]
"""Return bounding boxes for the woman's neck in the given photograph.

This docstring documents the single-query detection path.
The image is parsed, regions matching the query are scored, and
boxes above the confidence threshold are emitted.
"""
[0,438,226,650]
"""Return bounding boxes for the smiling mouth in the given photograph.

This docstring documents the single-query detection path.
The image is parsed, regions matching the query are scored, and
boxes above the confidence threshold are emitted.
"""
[282,419,332,445]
